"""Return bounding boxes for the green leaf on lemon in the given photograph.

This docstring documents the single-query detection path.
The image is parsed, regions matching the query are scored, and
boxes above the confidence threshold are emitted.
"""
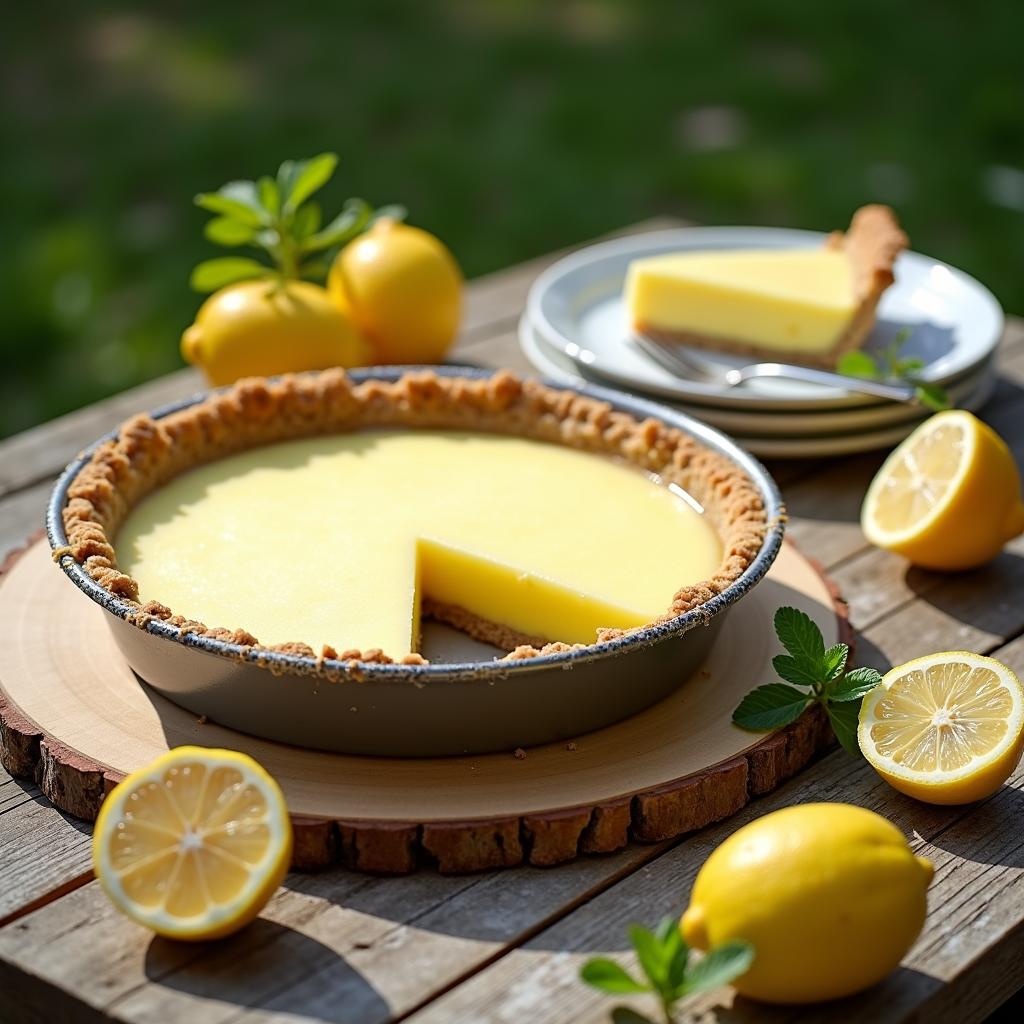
[283,152,338,212]
[204,217,258,246]
[190,257,272,293]
[257,175,280,217]
[303,198,372,253]
[192,155,386,287]
[194,190,265,227]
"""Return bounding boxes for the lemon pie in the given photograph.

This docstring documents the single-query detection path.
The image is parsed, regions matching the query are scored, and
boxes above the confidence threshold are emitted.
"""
[625,205,907,367]
[59,370,767,666]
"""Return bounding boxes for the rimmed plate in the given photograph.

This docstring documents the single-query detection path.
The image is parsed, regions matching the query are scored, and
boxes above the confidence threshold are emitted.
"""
[527,226,1004,411]
[520,315,997,437]
[520,317,998,458]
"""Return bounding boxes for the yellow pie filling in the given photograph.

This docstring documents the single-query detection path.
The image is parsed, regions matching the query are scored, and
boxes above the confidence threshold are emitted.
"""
[626,248,857,355]
[116,430,722,659]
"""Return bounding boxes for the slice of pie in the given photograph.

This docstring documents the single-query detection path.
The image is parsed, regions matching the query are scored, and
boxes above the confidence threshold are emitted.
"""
[58,370,767,666]
[625,204,908,367]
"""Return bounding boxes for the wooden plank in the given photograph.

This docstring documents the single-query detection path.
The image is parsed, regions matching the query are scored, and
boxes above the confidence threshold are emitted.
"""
[0,788,94,927]
[0,481,52,557]
[402,632,1024,1024]
[0,841,676,1024]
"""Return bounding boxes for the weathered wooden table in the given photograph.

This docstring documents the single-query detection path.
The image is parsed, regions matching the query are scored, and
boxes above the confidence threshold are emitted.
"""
[2,221,1023,1023]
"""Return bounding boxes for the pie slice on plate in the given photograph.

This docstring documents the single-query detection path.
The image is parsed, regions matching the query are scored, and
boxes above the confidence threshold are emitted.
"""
[625,204,908,368]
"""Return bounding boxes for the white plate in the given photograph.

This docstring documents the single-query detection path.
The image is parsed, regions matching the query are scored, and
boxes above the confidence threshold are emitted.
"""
[520,315,997,437]
[527,227,1004,411]
[519,316,998,457]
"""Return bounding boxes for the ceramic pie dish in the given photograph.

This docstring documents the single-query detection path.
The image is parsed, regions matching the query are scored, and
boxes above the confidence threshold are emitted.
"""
[47,366,785,757]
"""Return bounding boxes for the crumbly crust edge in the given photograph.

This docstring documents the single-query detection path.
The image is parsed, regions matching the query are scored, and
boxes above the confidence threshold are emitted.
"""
[636,203,908,369]
[57,369,769,670]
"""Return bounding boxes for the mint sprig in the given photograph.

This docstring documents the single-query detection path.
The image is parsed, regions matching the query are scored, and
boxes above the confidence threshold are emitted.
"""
[580,917,753,1023]
[732,606,882,755]
[190,153,406,293]
[837,328,951,412]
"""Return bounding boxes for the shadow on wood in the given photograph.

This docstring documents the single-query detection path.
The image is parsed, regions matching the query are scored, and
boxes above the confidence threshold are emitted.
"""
[144,919,390,1024]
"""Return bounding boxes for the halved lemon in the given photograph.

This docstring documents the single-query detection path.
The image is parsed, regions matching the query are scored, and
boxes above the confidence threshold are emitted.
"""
[858,652,1024,805]
[93,747,292,940]
[861,410,1024,570]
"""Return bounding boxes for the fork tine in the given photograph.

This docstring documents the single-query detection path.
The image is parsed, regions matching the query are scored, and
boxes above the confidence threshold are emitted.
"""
[631,334,719,383]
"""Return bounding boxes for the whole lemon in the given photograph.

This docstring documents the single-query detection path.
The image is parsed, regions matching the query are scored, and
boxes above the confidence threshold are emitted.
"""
[681,804,933,1004]
[328,218,462,364]
[181,279,370,387]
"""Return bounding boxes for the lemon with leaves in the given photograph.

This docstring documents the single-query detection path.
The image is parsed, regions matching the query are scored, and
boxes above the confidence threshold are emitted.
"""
[182,153,394,386]
[681,804,933,1004]
[328,217,463,364]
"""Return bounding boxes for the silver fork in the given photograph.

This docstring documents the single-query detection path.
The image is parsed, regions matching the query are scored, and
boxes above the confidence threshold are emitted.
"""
[631,333,919,404]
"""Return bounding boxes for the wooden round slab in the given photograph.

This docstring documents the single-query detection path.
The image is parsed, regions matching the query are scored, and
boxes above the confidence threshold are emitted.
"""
[0,535,845,874]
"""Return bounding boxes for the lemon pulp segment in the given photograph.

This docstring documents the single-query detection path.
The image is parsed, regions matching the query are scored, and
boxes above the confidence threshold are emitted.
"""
[866,417,968,537]
[93,747,291,940]
[116,430,722,657]
[626,249,855,354]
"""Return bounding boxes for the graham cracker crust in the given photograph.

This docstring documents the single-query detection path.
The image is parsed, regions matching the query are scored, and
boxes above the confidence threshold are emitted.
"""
[57,370,770,669]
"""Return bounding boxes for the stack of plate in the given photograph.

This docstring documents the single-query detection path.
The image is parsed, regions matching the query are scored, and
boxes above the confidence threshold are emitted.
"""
[520,227,1005,457]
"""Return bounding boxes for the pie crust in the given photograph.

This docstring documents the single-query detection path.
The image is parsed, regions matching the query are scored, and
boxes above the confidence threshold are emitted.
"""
[638,204,909,368]
[57,370,770,668]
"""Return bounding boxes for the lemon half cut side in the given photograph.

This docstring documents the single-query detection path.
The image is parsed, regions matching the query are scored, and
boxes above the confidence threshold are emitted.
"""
[93,746,293,940]
[861,410,1024,570]
[858,652,1024,805]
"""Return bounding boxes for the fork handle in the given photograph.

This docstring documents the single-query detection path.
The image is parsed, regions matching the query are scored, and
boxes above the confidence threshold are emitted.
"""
[730,363,920,404]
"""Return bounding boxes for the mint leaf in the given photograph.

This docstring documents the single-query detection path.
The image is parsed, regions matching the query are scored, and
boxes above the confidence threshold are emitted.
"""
[580,959,649,995]
[774,607,825,668]
[837,350,880,379]
[629,925,669,989]
[666,933,690,995]
[915,382,952,412]
[822,643,849,682]
[682,941,755,995]
[772,653,821,688]
[283,152,339,212]
[654,917,677,946]
[733,684,810,731]
[896,356,925,373]
[190,257,271,293]
[830,666,883,702]
[203,216,258,246]
[825,699,862,755]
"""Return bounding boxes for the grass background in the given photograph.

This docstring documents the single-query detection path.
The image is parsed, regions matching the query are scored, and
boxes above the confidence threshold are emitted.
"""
[2,0,1023,438]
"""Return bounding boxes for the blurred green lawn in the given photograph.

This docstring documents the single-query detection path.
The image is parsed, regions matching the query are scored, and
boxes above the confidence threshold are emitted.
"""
[2,0,1023,438]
